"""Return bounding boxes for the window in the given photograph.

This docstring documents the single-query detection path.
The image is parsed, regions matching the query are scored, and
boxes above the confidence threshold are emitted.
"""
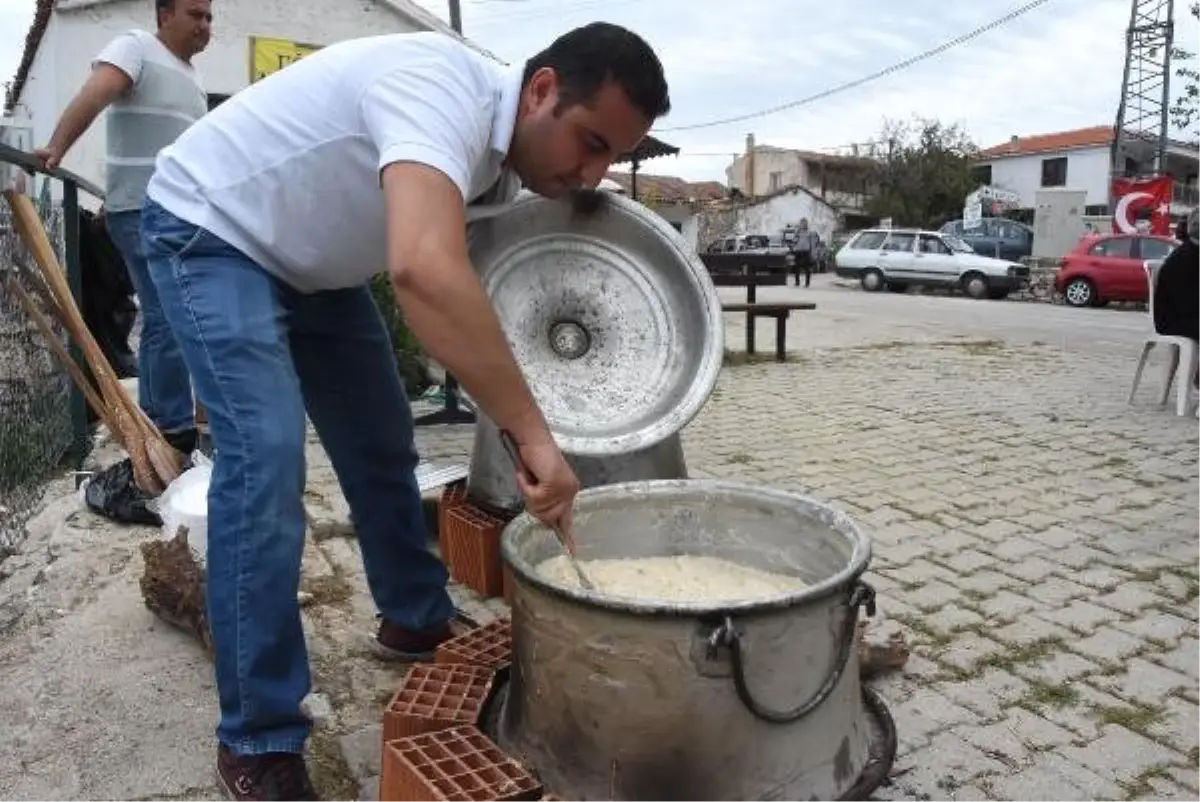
[1089,237,1133,258]
[918,235,950,254]
[991,220,1026,240]
[1041,157,1068,187]
[848,231,888,250]
[1084,204,1108,217]
[1139,238,1174,261]
[768,171,783,192]
[883,233,916,252]
[970,165,992,185]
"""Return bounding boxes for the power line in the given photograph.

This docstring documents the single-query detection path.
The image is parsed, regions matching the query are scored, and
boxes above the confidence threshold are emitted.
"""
[654,0,1054,132]
[666,140,884,158]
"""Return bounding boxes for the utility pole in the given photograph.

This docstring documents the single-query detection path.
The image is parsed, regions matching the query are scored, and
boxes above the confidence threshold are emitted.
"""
[1110,0,1175,205]
[448,0,462,33]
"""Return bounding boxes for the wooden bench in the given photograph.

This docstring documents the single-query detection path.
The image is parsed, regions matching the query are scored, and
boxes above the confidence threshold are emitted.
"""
[721,300,816,362]
[700,253,815,362]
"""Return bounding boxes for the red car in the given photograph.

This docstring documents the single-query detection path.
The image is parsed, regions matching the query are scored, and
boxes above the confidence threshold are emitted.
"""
[1055,233,1178,307]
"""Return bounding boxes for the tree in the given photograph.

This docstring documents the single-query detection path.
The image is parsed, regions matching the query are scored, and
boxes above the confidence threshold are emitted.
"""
[1168,2,1200,141]
[863,118,981,229]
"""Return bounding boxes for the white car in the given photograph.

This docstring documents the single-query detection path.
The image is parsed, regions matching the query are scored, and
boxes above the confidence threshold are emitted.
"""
[833,228,1031,300]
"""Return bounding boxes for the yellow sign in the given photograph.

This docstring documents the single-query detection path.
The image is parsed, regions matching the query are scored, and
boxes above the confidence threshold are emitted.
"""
[248,36,322,83]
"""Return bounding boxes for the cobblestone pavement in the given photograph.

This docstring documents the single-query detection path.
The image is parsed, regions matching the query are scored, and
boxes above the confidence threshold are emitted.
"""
[684,335,1198,801]
[0,284,1196,800]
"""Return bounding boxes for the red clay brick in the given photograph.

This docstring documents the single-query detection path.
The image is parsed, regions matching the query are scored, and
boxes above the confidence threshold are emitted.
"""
[435,618,512,671]
[443,502,512,597]
[383,663,496,742]
[437,482,468,565]
[380,725,541,801]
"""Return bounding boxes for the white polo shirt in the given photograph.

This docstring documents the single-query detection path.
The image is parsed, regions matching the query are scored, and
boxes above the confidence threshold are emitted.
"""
[146,32,522,292]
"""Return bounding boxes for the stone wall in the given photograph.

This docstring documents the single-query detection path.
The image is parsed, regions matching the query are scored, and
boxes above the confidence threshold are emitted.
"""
[1009,266,1061,304]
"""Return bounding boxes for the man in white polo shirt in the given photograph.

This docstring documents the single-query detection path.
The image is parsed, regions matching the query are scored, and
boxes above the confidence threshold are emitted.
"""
[140,22,669,800]
[36,0,212,455]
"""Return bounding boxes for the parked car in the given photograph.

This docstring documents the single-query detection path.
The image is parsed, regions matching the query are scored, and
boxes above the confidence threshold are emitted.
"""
[833,228,1031,299]
[706,233,794,265]
[1054,233,1179,307]
[940,217,1034,262]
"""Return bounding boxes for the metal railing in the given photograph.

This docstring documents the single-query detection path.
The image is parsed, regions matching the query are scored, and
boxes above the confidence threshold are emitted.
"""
[0,141,103,551]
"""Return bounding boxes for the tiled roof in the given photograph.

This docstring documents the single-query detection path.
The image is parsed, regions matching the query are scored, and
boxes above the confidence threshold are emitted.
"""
[741,145,874,167]
[5,0,498,114]
[978,125,1115,158]
[604,171,727,203]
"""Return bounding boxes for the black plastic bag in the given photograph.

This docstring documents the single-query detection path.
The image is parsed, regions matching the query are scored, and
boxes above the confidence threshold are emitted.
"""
[84,458,161,526]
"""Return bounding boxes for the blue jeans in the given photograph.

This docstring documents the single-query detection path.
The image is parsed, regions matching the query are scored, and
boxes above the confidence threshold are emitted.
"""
[140,198,454,755]
[104,209,195,434]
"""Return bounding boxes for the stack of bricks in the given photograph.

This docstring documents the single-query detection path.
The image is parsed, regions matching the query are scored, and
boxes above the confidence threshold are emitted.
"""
[380,617,545,801]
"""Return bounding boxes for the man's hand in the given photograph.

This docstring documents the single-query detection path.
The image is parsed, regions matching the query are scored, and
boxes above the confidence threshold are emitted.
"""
[512,437,581,538]
[32,147,63,172]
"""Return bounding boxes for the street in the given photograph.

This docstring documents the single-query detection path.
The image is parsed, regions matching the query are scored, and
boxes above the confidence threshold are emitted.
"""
[724,273,1161,356]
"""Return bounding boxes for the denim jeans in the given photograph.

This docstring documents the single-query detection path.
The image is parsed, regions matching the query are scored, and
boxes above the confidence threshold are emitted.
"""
[140,198,455,755]
[104,209,195,434]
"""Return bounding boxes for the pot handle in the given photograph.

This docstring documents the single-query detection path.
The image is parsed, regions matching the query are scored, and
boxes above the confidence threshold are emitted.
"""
[707,580,876,725]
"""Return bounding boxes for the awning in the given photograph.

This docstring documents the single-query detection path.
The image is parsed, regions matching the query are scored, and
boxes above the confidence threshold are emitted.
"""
[615,134,679,165]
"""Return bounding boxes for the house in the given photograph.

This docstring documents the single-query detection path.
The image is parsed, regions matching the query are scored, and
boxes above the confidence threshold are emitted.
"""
[687,185,840,257]
[603,171,725,205]
[972,125,1199,218]
[724,134,876,226]
[3,0,483,205]
[603,170,725,243]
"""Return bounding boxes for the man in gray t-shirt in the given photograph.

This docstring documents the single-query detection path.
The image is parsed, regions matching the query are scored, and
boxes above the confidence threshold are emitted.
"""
[34,0,212,452]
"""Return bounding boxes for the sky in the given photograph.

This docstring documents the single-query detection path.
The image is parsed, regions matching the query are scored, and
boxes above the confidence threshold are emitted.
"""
[1,0,1197,182]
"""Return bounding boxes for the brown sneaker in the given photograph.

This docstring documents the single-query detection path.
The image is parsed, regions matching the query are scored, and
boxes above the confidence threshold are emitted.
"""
[372,618,455,661]
[216,744,318,801]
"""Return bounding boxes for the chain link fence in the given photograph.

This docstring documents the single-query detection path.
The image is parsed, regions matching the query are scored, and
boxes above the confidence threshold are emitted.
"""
[0,194,72,555]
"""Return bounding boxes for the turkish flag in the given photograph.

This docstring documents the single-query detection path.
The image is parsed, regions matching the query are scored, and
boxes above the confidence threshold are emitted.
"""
[1112,176,1173,235]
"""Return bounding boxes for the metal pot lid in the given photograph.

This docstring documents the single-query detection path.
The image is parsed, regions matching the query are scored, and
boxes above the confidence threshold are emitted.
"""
[470,191,722,456]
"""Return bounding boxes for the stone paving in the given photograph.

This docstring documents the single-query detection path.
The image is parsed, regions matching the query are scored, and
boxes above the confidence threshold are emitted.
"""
[686,335,1199,801]
[0,297,1197,800]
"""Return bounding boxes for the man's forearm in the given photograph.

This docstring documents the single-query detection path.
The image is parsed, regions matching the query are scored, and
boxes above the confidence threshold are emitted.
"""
[390,264,550,444]
[46,93,108,156]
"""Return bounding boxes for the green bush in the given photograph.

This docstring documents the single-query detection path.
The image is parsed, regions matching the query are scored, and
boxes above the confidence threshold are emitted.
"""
[369,274,432,397]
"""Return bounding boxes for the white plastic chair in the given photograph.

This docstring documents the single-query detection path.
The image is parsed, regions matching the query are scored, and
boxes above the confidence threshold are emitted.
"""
[1128,259,1199,416]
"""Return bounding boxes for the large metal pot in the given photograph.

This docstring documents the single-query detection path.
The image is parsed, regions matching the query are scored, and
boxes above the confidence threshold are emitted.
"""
[498,480,877,801]
[465,191,721,511]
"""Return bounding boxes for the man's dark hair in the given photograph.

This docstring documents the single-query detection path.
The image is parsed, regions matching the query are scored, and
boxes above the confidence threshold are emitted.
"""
[522,22,670,122]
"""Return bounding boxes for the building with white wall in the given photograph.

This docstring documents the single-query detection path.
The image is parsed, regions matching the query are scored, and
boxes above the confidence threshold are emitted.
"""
[685,185,840,255]
[972,125,1198,218]
[724,134,876,224]
[4,0,481,205]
